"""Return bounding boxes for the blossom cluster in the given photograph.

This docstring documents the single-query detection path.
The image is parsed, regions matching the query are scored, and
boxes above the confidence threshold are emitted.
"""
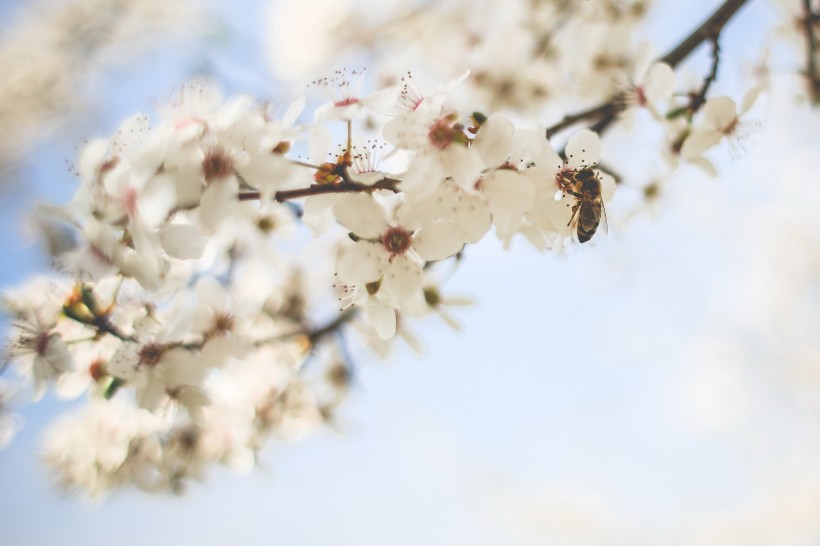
[0,0,777,497]
[0,0,197,173]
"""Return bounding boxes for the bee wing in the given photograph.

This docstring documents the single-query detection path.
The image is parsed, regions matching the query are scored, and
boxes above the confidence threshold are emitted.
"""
[599,198,609,234]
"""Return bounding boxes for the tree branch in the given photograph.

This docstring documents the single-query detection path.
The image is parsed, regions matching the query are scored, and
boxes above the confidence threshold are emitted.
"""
[308,308,357,346]
[545,0,752,138]
[659,0,750,68]
[239,177,401,203]
[545,103,614,139]
[688,35,721,115]
[803,0,820,102]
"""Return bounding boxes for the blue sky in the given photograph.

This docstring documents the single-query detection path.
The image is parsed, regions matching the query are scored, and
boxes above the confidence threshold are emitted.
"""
[3,1,820,545]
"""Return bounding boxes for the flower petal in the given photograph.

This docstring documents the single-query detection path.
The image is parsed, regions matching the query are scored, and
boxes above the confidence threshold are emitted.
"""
[473,114,515,167]
[481,170,536,215]
[199,177,239,230]
[337,242,383,284]
[159,223,206,260]
[366,298,397,340]
[332,194,388,238]
[704,96,737,132]
[565,129,601,168]
[383,254,423,299]
[138,175,177,230]
[454,193,491,244]
[740,85,763,114]
[644,63,675,104]
[281,95,305,127]
[681,128,722,159]
[413,221,466,261]
[359,86,402,114]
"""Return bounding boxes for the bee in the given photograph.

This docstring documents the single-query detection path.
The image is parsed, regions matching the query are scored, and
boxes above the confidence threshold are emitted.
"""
[559,166,608,243]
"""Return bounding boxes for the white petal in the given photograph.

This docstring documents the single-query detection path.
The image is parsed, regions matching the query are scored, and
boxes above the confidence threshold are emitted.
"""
[121,249,165,291]
[565,129,601,168]
[314,102,360,122]
[599,172,617,202]
[78,139,109,183]
[740,85,763,114]
[332,194,388,238]
[158,223,206,260]
[453,193,491,244]
[437,308,462,331]
[395,200,428,232]
[398,327,424,354]
[281,95,305,127]
[473,114,515,167]
[176,387,209,418]
[412,221,466,261]
[198,337,232,368]
[136,373,166,411]
[138,176,177,230]
[440,295,473,307]
[161,291,197,343]
[162,347,207,387]
[680,128,722,159]
[337,242,383,284]
[704,96,737,132]
[383,254,423,299]
[399,153,444,197]
[520,129,562,171]
[45,336,73,372]
[232,259,275,312]
[54,372,89,400]
[194,276,227,311]
[481,170,536,215]
[631,41,654,84]
[302,194,339,236]
[199,177,239,230]
[690,156,718,177]
[360,86,402,114]
[305,193,339,216]
[644,63,676,104]
[382,112,432,150]
[444,146,484,193]
[225,448,255,474]
[108,345,139,380]
[238,153,296,195]
[366,298,397,340]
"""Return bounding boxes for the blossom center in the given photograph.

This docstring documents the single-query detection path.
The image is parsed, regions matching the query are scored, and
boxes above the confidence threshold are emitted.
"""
[202,147,234,182]
[35,331,50,356]
[124,187,138,217]
[138,342,166,367]
[723,117,739,136]
[382,227,412,256]
[212,313,235,334]
[335,97,359,107]
[428,118,456,150]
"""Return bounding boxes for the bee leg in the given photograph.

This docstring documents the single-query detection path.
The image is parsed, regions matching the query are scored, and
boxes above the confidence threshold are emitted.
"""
[558,174,583,198]
[566,202,580,227]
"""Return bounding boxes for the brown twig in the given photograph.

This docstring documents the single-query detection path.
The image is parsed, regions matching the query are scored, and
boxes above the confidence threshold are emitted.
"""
[803,0,820,102]
[239,177,401,203]
[688,35,721,115]
[308,308,357,345]
[546,103,615,138]
[251,308,358,348]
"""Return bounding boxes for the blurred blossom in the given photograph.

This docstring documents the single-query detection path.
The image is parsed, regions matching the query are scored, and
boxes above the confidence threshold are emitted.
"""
[0,379,21,450]
[0,0,200,181]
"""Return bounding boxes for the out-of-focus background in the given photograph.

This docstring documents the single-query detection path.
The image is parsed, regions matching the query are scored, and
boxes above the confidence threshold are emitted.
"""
[3,0,820,544]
